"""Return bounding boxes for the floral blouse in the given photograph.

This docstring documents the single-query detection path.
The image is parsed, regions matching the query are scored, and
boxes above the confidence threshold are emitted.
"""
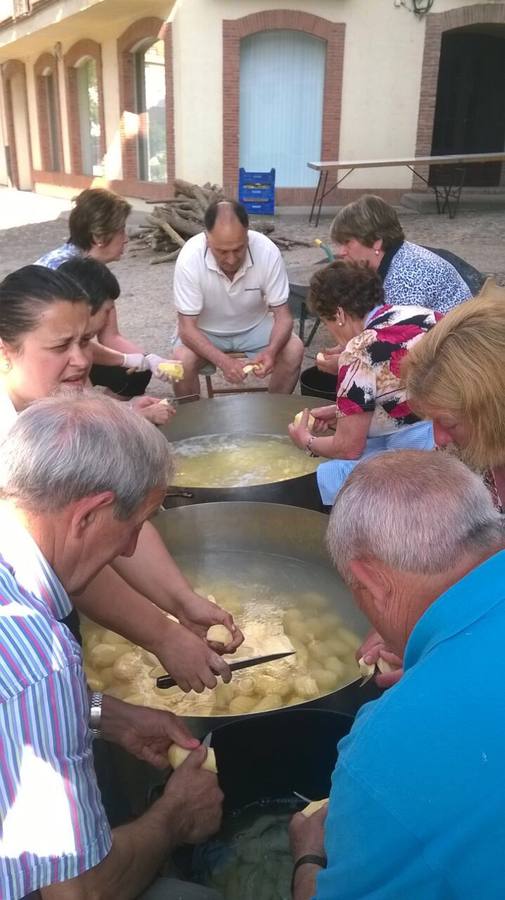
[336,304,442,438]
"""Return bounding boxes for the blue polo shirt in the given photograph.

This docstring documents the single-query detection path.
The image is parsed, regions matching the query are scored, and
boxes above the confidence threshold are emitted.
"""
[316,550,505,899]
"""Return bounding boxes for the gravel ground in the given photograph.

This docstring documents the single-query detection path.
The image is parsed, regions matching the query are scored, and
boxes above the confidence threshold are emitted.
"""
[0,195,504,397]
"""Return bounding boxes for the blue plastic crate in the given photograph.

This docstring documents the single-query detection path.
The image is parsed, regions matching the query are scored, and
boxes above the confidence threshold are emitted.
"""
[239,168,275,215]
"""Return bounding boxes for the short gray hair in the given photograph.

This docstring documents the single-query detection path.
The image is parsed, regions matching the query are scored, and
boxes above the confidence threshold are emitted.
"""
[0,393,173,519]
[327,450,504,580]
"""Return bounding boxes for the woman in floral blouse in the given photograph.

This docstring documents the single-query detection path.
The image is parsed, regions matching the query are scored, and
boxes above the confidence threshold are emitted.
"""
[289,260,441,505]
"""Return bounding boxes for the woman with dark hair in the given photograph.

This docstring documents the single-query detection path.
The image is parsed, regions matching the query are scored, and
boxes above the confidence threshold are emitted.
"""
[37,187,132,268]
[0,265,242,689]
[288,260,439,505]
[36,188,179,397]
[59,257,175,425]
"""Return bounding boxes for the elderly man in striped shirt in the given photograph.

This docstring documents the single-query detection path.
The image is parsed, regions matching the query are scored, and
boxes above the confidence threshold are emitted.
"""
[0,394,222,900]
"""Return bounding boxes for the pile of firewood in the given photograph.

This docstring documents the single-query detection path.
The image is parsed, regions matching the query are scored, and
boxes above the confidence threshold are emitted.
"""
[130,179,311,264]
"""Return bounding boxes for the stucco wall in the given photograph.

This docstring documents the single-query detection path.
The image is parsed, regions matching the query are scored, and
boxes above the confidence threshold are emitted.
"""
[171,0,495,190]
[0,0,501,195]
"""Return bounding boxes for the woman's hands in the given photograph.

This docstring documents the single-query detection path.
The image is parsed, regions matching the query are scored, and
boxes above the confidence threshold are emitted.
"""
[176,590,244,653]
[288,406,337,450]
[130,395,176,425]
[150,592,244,693]
[316,346,343,375]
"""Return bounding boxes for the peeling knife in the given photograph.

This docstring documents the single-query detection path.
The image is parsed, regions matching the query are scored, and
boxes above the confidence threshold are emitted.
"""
[155,649,295,689]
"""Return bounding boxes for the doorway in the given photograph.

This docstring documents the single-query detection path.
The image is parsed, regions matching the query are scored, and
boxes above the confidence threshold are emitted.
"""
[239,29,326,188]
[430,28,505,186]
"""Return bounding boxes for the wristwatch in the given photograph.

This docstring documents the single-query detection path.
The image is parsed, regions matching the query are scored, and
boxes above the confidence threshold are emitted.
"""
[304,435,319,458]
[89,691,103,738]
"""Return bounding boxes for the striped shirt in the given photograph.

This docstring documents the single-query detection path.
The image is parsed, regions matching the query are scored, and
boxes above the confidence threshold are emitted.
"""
[0,510,111,899]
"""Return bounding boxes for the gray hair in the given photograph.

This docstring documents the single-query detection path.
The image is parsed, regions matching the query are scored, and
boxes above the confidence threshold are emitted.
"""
[327,450,504,580]
[0,393,173,519]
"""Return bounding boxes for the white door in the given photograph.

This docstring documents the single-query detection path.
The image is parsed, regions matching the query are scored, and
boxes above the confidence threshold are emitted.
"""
[240,30,326,188]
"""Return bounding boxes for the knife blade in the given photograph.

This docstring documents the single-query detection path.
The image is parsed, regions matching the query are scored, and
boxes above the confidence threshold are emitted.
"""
[155,649,295,689]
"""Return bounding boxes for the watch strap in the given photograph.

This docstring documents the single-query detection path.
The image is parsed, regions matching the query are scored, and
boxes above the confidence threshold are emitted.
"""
[290,853,327,894]
[89,691,103,738]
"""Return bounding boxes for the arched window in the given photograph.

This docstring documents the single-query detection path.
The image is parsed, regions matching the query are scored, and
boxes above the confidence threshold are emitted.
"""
[76,57,101,176]
[34,53,63,173]
[133,39,166,182]
[118,18,174,188]
[64,40,105,176]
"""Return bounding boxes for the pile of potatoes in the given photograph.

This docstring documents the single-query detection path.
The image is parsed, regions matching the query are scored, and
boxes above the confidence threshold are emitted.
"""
[81,591,362,718]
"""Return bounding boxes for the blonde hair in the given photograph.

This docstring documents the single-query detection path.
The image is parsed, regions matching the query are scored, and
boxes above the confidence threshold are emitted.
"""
[404,279,505,469]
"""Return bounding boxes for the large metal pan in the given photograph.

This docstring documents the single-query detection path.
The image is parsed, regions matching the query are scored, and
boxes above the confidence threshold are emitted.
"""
[161,395,331,512]
[152,501,378,738]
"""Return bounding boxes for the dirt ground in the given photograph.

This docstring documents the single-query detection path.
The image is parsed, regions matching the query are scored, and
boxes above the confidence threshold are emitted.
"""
[0,195,504,397]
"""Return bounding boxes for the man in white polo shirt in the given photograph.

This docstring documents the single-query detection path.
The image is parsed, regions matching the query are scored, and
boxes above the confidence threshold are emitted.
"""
[172,200,304,396]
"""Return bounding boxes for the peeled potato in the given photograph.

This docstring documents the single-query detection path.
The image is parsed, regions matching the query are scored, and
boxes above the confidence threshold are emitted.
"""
[206,624,233,645]
[243,363,261,375]
[157,361,184,381]
[253,694,283,712]
[377,657,394,675]
[294,675,319,699]
[112,651,144,682]
[312,668,339,693]
[316,352,326,364]
[229,695,257,715]
[214,682,235,709]
[302,798,329,818]
[167,744,218,774]
[358,656,375,679]
[89,643,121,668]
[326,638,351,657]
[324,656,345,676]
[293,411,316,430]
[235,676,256,697]
[86,672,105,692]
[338,627,360,649]
[305,617,328,640]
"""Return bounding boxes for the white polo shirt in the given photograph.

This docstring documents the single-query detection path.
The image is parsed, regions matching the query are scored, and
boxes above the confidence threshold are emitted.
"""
[173,230,289,335]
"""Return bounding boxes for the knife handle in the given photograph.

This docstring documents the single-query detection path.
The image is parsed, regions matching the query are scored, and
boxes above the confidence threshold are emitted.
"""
[156,674,176,689]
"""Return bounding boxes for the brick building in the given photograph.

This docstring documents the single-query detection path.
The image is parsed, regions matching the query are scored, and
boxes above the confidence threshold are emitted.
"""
[0,0,504,207]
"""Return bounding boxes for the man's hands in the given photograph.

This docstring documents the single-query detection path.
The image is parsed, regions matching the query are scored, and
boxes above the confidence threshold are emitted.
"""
[289,804,328,862]
[176,590,244,653]
[357,629,403,689]
[289,804,328,898]
[101,694,199,768]
[130,396,176,425]
[249,349,275,378]
[159,747,224,845]
[219,355,248,384]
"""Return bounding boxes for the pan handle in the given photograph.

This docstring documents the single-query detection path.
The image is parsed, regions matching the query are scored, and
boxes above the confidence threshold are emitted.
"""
[164,488,194,501]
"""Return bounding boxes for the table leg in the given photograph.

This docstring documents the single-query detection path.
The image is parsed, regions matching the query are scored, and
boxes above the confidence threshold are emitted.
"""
[309,172,324,225]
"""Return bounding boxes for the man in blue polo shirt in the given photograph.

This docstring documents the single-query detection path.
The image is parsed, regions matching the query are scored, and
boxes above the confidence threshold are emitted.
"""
[289,449,505,899]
